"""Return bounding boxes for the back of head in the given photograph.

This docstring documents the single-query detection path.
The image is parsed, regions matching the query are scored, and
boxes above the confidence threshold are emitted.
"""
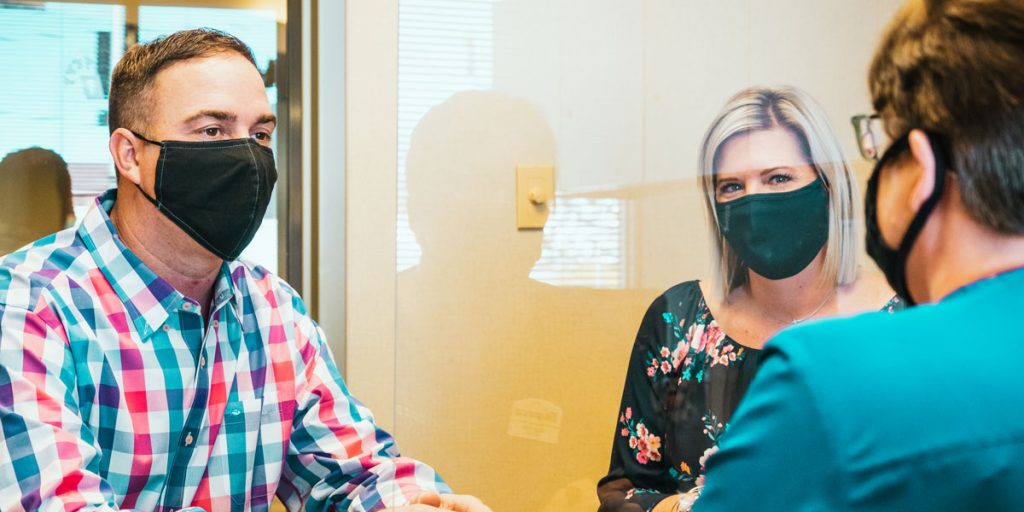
[869,0,1024,234]
[0,148,72,254]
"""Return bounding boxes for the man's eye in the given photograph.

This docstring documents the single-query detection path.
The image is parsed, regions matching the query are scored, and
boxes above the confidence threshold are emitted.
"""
[253,132,271,141]
[203,127,221,137]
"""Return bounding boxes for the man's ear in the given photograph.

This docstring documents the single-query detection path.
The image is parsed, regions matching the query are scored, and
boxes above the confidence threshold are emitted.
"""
[906,129,937,212]
[109,128,146,186]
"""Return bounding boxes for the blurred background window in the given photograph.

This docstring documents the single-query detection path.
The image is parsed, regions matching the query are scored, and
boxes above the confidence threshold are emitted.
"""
[0,1,285,272]
[0,2,126,222]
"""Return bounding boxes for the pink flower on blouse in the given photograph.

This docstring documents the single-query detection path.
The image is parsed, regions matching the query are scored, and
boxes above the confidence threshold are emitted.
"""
[688,323,707,353]
[699,445,719,469]
[704,322,725,348]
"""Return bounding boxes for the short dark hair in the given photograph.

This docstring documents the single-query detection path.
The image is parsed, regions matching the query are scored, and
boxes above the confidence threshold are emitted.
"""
[108,28,258,135]
[869,0,1024,234]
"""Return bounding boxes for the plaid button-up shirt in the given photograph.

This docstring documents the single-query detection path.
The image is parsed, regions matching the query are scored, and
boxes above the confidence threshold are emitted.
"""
[0,190,449,511]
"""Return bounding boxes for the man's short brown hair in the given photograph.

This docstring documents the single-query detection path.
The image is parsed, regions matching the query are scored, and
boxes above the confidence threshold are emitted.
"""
[108,28,258,135]
[869,0,1024,234]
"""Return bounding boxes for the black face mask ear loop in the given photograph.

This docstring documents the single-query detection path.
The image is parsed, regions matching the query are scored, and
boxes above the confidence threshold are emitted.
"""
[126,130,166,209]
[870,131,950,305]
[895,132,949,300]
[128,130,163,147]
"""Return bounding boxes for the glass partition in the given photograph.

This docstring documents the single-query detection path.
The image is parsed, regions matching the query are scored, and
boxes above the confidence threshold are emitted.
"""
[392,1,904,510]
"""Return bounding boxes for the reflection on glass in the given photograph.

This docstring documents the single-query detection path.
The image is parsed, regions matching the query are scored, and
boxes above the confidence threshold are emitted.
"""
[599,87,900,512]
[398,0,496,271]
[398,0,626,287]
[530,197,625,288]
[0,148,73,254]
[851,112,889,161]
[0,2,126,219]
[389,2,904,511]
[397,90,654,511]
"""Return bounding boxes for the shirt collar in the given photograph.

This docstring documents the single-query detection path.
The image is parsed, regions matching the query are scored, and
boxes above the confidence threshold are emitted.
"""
[79,189,240,340]
[945,264,1024,303]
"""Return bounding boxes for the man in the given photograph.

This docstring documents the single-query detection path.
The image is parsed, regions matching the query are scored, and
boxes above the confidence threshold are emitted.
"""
[690,0,1024,510]
[0,29,488,512]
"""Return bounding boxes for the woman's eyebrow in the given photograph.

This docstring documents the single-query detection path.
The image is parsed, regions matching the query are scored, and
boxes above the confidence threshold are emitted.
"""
[719,167,786,182]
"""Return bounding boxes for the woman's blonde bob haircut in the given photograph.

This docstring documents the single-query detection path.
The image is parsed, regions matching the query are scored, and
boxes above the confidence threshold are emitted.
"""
[699,86,859,297]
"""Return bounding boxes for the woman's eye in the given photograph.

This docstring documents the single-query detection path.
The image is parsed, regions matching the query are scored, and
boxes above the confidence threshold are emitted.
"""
[768,174,793,184]
[719,183,741,195]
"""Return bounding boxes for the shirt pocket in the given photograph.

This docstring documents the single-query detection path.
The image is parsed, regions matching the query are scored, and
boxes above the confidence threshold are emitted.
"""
[222,399,297,509]
[211,397,264,507]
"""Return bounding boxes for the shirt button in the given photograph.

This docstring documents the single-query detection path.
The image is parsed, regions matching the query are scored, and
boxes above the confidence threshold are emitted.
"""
[184,432,194,446]
[199,355,206,368]
[213,320,220,329]
[162,325,171,332]
[182,302,192,311]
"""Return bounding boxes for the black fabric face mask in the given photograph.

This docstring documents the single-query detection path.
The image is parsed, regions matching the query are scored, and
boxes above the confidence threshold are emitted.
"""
[865,131,948,306]
[132,132,278,261]
[715,178,830,280]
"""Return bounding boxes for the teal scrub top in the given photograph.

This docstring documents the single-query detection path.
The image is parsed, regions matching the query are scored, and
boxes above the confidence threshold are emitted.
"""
[694,267,1024,511]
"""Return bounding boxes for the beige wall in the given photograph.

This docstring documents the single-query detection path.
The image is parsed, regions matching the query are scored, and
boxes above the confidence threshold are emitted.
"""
[341,1,902,510]
[344,0,399,430]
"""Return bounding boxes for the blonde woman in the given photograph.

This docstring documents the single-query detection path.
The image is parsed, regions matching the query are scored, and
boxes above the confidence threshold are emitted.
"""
[597,86,899,512]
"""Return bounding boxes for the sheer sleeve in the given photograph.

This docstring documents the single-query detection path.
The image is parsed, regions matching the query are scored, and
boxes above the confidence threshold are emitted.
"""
[597,292,682,512]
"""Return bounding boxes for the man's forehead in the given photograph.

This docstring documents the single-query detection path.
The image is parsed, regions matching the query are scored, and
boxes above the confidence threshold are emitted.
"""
[153,52,258,82]
[147,54,272,125]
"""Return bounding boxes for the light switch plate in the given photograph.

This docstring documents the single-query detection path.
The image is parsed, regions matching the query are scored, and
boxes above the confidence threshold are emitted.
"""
[516,164,555,229]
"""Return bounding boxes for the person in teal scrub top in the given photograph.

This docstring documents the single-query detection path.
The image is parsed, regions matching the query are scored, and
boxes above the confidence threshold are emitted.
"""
[692,1,1024,510]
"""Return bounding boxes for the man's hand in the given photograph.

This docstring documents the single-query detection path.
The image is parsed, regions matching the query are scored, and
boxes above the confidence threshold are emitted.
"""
[396,492,492,512]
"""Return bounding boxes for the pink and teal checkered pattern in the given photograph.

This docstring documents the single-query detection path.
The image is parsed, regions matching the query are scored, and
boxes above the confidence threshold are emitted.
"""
[0,190,449,511]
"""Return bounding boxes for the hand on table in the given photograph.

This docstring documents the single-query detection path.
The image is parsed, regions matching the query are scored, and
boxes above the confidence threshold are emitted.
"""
[382,492,492,512]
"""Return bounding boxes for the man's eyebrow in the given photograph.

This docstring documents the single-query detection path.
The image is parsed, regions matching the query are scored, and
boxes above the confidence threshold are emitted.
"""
[183,110,237,124]
[256,113,277,125]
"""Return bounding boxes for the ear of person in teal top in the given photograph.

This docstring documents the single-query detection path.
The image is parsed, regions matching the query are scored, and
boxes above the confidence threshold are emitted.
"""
[692,0,1024,510]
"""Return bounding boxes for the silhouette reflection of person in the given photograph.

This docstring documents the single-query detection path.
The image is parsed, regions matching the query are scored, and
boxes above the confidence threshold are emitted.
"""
[0,147,74,255]
[398,91,655,511]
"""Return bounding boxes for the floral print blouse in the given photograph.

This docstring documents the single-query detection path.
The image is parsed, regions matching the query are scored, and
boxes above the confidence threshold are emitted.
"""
[597,281,902,511]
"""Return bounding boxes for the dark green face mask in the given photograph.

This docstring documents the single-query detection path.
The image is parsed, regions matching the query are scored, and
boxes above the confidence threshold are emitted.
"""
[714,179,829,280]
